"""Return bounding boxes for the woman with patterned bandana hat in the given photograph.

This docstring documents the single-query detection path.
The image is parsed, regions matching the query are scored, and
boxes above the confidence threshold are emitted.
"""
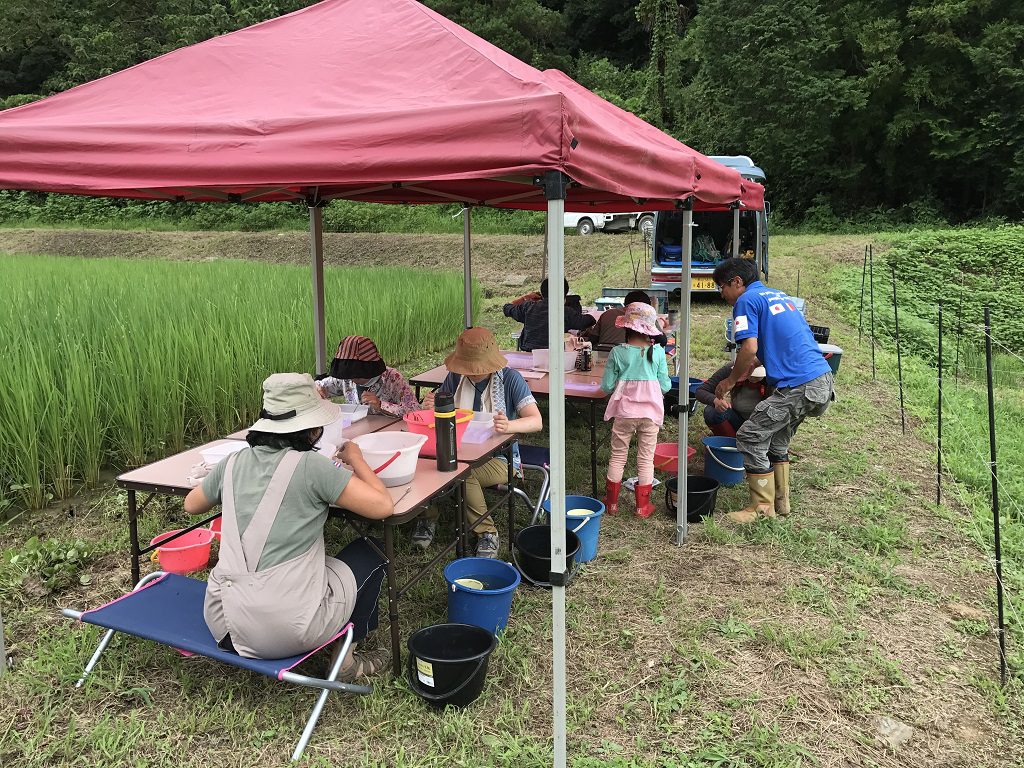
[315,335,419,417]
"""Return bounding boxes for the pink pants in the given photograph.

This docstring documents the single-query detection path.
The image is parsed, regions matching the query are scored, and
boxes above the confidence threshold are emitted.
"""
[607,417,660,485]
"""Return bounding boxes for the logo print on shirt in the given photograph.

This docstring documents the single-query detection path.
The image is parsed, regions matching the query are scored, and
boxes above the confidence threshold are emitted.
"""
[769,303,786,315]
[786,302,796,311]
[734,315,749,332]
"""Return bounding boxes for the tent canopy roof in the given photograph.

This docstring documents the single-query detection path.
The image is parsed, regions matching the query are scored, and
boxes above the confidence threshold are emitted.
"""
[0,0,756,212]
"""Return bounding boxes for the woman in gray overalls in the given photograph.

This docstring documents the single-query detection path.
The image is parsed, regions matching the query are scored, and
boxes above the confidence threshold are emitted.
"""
[185,373,395,680]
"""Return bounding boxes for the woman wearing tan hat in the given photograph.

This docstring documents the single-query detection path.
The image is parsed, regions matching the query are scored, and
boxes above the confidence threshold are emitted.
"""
[415,327,542,557]
[184,373,394,679]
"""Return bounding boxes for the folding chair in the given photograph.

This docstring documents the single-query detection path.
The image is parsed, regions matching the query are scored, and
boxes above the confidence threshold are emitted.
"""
[62,571,371,762]
[494,444,550,525]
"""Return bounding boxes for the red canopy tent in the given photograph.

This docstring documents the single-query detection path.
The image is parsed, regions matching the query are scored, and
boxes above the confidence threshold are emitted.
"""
[0,0,743,210]
[0,1,752,763]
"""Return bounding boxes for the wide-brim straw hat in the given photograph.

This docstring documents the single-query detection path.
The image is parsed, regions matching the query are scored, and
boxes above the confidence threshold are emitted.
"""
[444,327,507,376]
[615,301,661,337]
[249,373,341,434]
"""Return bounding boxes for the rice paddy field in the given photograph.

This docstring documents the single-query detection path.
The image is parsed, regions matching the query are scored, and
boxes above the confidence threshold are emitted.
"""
[0,254,478,511]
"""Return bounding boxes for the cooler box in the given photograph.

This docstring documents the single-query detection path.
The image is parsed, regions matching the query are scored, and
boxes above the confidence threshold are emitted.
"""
[818,343,842,374]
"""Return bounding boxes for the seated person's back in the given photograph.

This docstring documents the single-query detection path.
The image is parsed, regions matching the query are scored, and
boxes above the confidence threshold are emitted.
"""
[503,277,595,351]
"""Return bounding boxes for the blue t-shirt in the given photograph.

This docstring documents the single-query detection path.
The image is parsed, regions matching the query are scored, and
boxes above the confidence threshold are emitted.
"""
[732,281,830,388]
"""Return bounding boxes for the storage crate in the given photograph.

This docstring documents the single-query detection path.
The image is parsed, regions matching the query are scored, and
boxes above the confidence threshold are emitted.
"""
[808,324,830,344]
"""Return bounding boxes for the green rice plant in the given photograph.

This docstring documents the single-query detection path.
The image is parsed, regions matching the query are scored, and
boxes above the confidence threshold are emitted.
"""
[0,254,478,509]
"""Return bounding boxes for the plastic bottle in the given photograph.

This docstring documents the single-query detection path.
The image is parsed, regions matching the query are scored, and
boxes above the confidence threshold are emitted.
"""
[434,392,458,471]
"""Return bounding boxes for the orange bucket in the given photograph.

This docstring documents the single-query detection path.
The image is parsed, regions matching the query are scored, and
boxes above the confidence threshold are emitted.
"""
[150,528,215,575]
[403,409,473,456]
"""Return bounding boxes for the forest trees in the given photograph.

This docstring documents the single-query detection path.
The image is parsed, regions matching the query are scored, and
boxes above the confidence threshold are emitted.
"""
[0,0,1021,224]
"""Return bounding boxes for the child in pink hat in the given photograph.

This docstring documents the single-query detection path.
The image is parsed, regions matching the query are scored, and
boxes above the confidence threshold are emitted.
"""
[600,302,672,517]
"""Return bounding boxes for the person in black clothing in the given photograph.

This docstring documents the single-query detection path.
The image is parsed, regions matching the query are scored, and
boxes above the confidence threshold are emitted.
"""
[503,277,596,352]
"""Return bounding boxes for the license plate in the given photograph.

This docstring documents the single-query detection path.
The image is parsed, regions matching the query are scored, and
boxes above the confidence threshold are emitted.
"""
[691,277,717,291]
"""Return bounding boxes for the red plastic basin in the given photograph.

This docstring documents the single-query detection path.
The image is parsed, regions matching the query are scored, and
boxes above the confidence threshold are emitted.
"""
[653,443,696,473]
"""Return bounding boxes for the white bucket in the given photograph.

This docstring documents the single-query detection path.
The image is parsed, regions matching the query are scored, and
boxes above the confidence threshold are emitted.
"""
[351,432,427,487]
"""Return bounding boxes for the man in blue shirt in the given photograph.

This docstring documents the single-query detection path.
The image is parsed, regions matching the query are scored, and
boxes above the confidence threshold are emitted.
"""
[712,258,834,523]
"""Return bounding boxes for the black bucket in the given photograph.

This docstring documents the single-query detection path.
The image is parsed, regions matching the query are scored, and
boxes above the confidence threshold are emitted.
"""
[512,525,581,587]
[406,623,497,708]
[664,475,720,522]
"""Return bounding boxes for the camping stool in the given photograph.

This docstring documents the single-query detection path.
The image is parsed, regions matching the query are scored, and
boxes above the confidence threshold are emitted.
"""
[61,571,372,762]
[494,444,550,526]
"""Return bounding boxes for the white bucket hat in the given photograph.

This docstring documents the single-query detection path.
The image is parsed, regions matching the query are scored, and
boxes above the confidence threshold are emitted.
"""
[249,373,341,434]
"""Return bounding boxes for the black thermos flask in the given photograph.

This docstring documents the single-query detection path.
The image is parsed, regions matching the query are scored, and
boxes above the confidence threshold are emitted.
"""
[434,392,458,471]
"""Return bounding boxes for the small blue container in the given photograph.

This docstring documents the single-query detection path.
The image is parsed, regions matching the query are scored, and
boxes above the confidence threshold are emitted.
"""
[542,495,605,563]
[701,436,745,486]
[444,558,520,635]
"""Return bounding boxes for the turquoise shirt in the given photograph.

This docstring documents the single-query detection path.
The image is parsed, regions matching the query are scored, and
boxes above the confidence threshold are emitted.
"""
[601,343,672,393]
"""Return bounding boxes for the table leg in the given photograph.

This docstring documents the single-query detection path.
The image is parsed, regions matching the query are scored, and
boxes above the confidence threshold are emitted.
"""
[455,482,465,558]
[384,527,401,676]
[128,490,140,585]
[590,399,599,497]
[506,445,515,547]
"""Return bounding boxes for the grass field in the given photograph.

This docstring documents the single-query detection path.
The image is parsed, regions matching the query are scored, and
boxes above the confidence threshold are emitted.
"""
[0,231,1021,767]
[0,255,477,511]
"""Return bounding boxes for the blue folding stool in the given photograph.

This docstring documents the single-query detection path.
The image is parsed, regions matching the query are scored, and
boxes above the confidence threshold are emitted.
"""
[62,571,371,761]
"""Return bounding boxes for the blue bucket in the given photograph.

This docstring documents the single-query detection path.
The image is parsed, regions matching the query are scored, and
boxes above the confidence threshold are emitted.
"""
[444,558,520,635]
[542,495,605,563]
[701,436,745,486]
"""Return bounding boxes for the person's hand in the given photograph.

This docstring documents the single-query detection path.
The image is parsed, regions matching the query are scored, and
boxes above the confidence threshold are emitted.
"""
[361,391,381,410]
[421,391,436,410]
[715,377,736,398]
[713,397,730,412]
[493,412,510,434]
[315,381,328,400]
[335,441,364,467]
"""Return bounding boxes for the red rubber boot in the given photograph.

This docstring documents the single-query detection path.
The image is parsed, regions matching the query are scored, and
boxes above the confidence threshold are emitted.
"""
[635,484,656,518]
[604,479,622,515]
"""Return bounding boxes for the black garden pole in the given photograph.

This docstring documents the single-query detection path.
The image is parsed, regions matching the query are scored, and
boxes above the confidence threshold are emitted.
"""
[983,306,1008,687]
[859,245,868,343]
[937,301,942,507]
[869,244,876,379]
[954,275,964,388]
[892,267,905,434]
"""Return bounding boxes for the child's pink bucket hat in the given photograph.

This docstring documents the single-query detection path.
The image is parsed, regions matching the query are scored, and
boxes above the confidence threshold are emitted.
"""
[615,302,661,337]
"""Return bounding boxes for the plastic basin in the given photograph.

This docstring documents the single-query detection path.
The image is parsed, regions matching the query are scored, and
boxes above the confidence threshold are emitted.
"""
[351,431,427,486]
[404,409,473,456]
[150,528,215,575]
[653,442,696,473]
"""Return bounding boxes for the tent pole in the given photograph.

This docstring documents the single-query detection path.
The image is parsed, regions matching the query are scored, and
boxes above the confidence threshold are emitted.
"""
[731,204,740,258]
[755,212,763,263]
[542,171,568,768]
[676,201,693,546]
[463,207,473,328]
[308,204,327,374]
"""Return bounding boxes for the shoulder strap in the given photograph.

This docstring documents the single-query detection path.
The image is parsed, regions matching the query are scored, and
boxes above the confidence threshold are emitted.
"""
[233,451,303,572]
